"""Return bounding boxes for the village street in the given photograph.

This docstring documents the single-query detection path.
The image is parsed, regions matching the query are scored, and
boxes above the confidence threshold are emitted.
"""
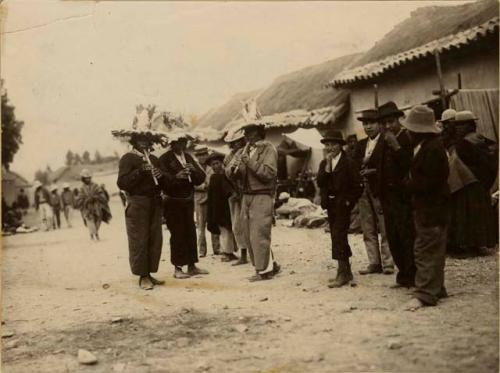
[1,197,498,372]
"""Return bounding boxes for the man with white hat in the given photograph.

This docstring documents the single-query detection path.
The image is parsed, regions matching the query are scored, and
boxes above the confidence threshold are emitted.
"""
[231,123,281,281]
[401,105,450,310]
[61,183,74,228]
[224,129,248,265]
[49,184,62,229]
[33,180,53,231]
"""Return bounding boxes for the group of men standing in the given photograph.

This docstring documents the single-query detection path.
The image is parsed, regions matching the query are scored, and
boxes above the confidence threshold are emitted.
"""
[117,122,281,290]
[318,101,485,310]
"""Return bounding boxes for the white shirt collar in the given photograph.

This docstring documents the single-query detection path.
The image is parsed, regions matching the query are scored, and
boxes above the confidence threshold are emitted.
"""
[174,151,187,165]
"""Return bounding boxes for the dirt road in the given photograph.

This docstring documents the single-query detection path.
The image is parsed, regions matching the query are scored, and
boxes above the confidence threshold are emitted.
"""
[2,198,498,372]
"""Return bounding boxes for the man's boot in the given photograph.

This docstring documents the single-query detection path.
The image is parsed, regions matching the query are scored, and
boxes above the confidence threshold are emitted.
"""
[328,260,350,288]
[232,249,248,266]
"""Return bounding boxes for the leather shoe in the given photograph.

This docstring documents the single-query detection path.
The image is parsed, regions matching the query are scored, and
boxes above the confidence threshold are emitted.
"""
[148,275,165,285]
[188,266,209,276]
[248,273,272,282]
[173,270,190,279]
[359,264,382,275]
[232,258,248,266]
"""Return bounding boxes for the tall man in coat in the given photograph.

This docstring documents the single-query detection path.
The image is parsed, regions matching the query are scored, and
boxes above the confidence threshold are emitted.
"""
[402,105,450,310]
[233,124,280,281]
[317,130,363,288]
[224,129,249,265]
[378,101,416,287]
[159,136,209,279]
[355,109,394,275]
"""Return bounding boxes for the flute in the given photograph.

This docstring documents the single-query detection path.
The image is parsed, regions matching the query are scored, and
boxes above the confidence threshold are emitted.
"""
[231,142,250,174]
[143,149,160,186]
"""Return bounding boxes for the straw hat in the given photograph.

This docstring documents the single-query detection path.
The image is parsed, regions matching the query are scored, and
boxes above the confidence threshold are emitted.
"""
[402,105,439,134]
[278,192,290,201]
[439,108,457,123]
[33,180,42,189]
[193,145,209,156]
[50,184,58,192]
[224,129,245,143]
[63,182,70,189]
[80,169,92,178]
[453,110,478,123]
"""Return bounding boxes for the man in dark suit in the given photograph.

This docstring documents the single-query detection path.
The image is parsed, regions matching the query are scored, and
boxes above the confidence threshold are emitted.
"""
[355,109,394,275]
[378,101,416,288]
[317,130,363,288]
[159,135,210,279]
[402,105,450,310]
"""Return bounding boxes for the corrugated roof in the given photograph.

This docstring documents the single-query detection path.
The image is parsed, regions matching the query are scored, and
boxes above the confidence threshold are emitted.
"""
[330,17,499,87]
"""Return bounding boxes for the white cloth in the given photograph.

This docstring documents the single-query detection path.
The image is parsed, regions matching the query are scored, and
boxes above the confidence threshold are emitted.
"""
[328,152,342,172]
[413,142,423,157]
[365,133,380,159]
[174,151,187,166]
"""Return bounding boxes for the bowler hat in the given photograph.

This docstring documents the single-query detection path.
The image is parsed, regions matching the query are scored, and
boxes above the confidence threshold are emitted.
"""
[320,130,346,145]
[378,101,404,119]
[402,105,439,134]
[205,151,225,164]
[356,109,379,122]
[453,110,478,123]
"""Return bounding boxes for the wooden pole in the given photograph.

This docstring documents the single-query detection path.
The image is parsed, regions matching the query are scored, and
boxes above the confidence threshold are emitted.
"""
[434,50,447,109]
[457,73,462,89]
[373,84,379,109]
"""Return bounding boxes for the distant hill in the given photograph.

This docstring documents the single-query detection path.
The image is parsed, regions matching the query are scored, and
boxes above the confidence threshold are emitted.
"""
[195,53,359,131]
[352,0,499,67]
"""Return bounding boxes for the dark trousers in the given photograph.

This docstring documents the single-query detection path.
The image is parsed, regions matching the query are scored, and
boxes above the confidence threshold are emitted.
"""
[413,217,447,306]
[383,191,416,286]
[53,208,61,229]
[125,195,163,276]
[327,199,353,260]
[164,198,198,267]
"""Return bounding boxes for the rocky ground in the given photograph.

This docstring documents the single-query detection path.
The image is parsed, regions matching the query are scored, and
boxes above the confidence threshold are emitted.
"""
[2,198,498,372]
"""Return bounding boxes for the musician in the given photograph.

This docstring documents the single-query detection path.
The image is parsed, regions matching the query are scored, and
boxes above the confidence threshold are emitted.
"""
[117,133,165,290]
[159,135,210,279]
[233,123,281,281]
[224,129,248,265]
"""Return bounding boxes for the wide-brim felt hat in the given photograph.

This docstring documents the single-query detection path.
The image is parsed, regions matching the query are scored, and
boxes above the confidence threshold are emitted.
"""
[356,109,379,122]
[320,129,346,145]
[378,101,404,119]
[402,105,439,134]
[205,151,225,164]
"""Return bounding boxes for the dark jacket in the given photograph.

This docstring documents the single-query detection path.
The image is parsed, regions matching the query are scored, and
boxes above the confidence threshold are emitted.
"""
[34,187,52,210]
[405,135,450,227]
[355,134,386,198]
[117,152,162,197]
[159,150,205,199]
[317,152,363,210]
[207,173,233,234]
[382,129,413,195]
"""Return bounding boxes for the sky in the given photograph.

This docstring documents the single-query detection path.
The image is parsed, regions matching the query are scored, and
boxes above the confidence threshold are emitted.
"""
[1,0,471,179]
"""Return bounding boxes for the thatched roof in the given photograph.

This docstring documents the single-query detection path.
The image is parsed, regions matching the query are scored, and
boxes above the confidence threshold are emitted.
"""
[195,54,359,134]
[330,0,499,87]
[195,90,261,131]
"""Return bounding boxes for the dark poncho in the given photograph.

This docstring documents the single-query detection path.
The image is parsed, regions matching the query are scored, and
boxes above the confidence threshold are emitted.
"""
[207,173,233,235]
